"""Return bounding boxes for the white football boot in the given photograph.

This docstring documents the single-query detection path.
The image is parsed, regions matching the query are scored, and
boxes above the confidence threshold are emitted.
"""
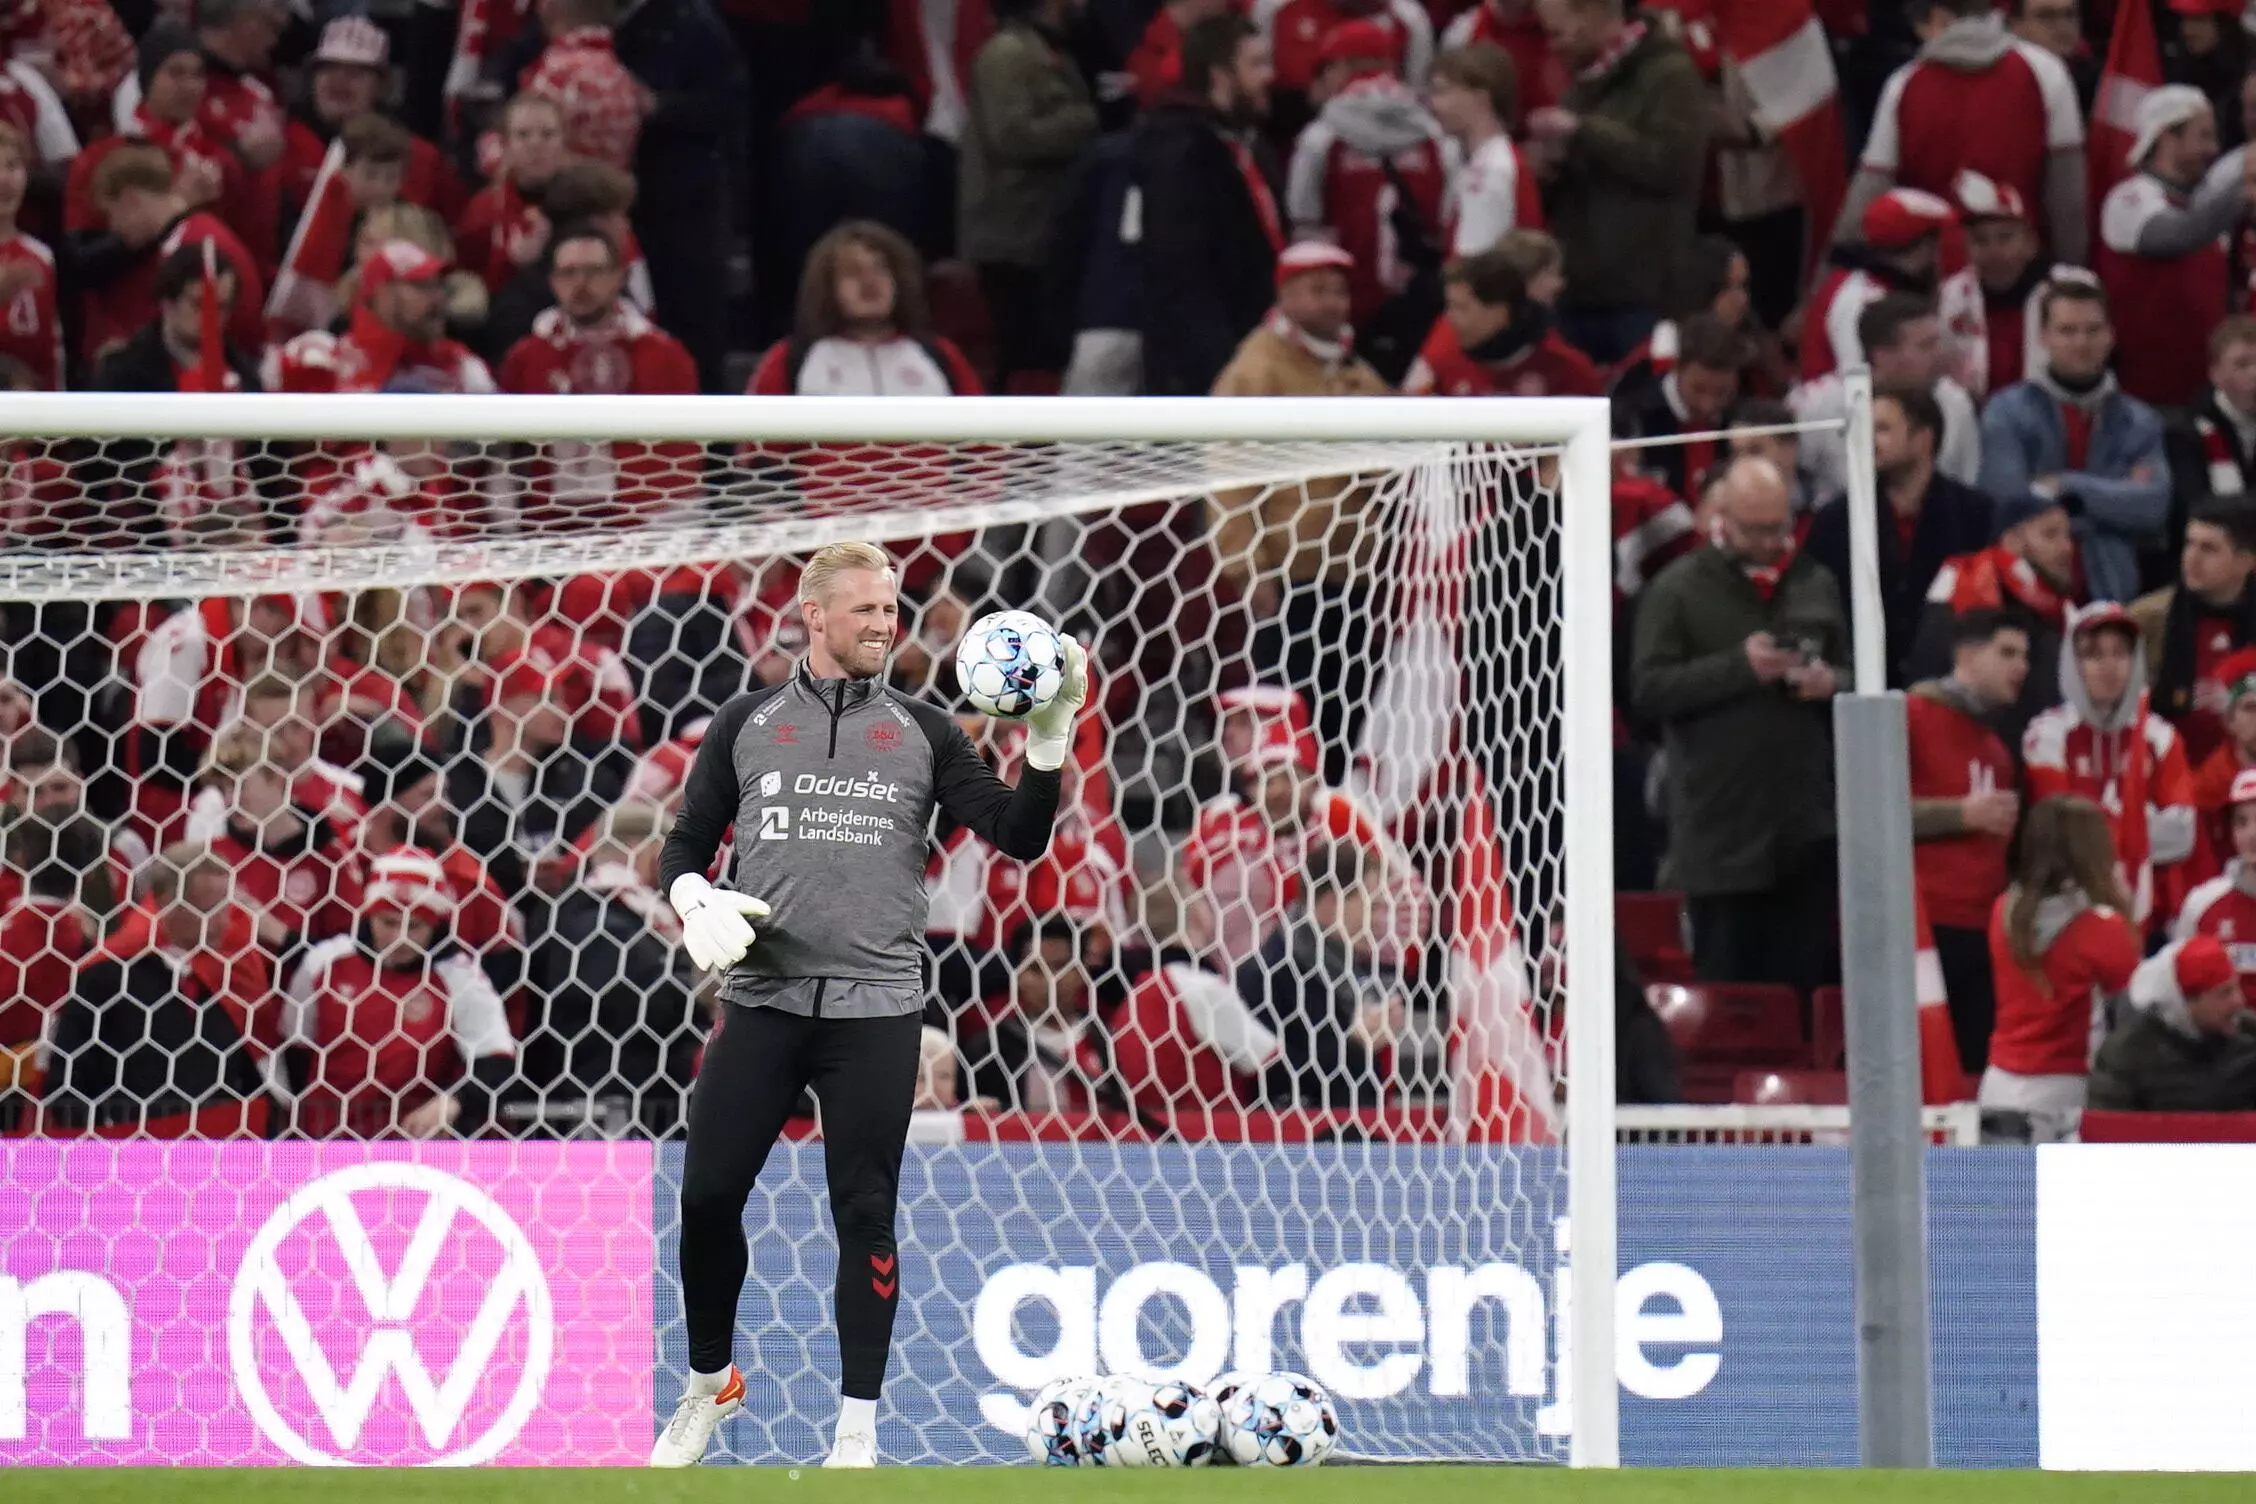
[650,1366,745,1466]
[822,1432,880,1468]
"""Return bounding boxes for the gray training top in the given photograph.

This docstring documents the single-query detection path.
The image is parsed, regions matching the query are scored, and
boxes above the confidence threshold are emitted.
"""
[658,661,1062,1018]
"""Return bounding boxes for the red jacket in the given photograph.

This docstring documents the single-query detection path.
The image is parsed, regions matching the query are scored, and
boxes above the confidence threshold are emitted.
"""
[498,302,702,529]
[2024,696,2199,927]
[2095,173,2228,409]
[196,60,289,272]
[264,304,497,397]
[2175,865,2256,1008]
[207,809,367,952]
[454,177,545,293]
[78,210,260,370]
[0,229,61,388]
[1404,314,1602,397]
[1986,888,2140,1077]
[1286,75,1450,323]
[0,895,85,1048]
[1907,685,2017,930]
[280,118,466,224]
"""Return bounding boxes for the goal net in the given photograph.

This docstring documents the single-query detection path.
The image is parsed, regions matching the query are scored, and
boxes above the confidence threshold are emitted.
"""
[0,393,1616,1467]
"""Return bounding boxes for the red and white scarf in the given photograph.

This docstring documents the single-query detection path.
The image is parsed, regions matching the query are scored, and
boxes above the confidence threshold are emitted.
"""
[1576,20,1648,81]
[2197,411,2252,498]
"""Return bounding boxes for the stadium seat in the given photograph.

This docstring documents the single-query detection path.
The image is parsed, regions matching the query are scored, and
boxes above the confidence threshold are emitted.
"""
[1735,1069,1849,1107]
[924,259,997,385]
[2078,1110,2256,1143]
[1616,891,1692,982]
[1647,983,1808,1103]
[1811,986,1845,1069]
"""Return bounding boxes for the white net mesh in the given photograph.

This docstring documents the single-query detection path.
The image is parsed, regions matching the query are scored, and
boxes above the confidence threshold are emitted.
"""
[0,398,1598,1465]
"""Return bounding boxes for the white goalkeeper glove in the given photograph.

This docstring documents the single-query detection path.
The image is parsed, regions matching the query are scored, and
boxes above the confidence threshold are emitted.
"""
[669,873,771,973]
[1023,635,1089,772]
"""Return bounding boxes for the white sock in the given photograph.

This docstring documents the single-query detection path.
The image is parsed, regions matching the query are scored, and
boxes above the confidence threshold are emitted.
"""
[688,1365,731,1396]
[836,1395,877,1439]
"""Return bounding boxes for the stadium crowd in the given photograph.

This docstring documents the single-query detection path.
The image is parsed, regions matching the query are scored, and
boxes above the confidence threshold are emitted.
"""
[9,0,2256,1140]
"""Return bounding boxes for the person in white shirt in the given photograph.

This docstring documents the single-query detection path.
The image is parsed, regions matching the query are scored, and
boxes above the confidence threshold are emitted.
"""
[1428,42,1539,257]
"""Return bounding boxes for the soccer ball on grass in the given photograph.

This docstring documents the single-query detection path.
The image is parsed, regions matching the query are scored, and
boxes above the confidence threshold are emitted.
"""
[1216,1370,1340,1467]
[955,609,1065,719]
[1075,1375,1219,1468]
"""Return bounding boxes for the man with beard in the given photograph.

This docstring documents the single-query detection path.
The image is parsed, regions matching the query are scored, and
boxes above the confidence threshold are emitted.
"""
[1134,13,1287,396]
[1805,385,1996,685]
[264,238,495,395]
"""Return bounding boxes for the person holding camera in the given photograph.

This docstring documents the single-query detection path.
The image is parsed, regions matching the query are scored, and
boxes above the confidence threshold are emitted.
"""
[1632,455,1849,992]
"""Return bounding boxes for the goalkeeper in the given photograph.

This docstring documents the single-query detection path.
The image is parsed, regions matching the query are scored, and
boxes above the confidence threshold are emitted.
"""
[652,541,1087,1469]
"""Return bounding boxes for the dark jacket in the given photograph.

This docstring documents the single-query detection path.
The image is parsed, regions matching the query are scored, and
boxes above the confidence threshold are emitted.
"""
[1632,543,1848,896]
[1235,912,1395,1109]
[1547,18,1712,313]
[1131,92,1282,396]
[2088,1011,2256,1112]
[44,950,264,1131]
[623,584,752,747]
[79,322,274,543]
[1615,936,1682,1105]
[958,19,1100,267]
[520,871,703,1134]
[1802,471,1996,688]
[2161,388,2256,566]
[445,733,632,898]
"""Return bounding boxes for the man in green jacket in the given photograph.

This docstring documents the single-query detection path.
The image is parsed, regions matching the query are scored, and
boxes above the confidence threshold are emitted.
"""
[1633,455,1848,992]
[1528,0,1712,362]
[959,0,1099,382]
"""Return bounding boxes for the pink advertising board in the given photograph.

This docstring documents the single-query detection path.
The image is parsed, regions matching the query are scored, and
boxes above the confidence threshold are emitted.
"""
[0,1141,653,1465]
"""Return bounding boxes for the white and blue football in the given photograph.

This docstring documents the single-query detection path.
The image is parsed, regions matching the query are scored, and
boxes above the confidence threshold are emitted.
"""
[1074,1376,1217,1468]
[956,609,1065,719]
[1217,1371,1340,1467]
[1023,1376,1099,1466]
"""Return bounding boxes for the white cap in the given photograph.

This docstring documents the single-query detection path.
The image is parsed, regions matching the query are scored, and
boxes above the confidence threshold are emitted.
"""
[314,16,389,70]
[2127,83,2210,165]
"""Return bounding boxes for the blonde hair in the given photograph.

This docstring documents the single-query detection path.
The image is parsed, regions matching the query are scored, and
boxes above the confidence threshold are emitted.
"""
[799,542,894,606]
[201,721,274,785]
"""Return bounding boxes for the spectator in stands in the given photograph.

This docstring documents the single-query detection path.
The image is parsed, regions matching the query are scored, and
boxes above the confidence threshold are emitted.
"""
[336,205,489,347]
[1431,43,1540,259]
[1443,0,1557,130]
[1632,455,1846,991]
[1210,240,1388,399]
[283,849,517,1138]
[1980,280,2170,606]
[1983,793,2140,1140]
[1612,236,1786,408]
[2191,652,2256,850]
[2179,764,2256,990]
[1527,0,1710,363]
[438,578,642,747]
[2174,321,2256,535]
[2089,934,2256,1111]
[2026,604,2203,932]
[1915,490,2078,741]
[480,161,646,356]
[2133,498,2256,767]
[444,648,630,895]
[959,0,1099,385]
[92,240,259,396]
[282,19,463,223]
[0,814,97,1112]
[965,916,1093,1112]
[266,239,497,396]
[72,142,260,371]
[1725,400,1818,519]
[1844,0,2085,264]
[1132,12,1285,398]
[2009,0,2098,113]
[1494,226,1565,307]
[42,842,274,1137]
[1942,170,2046,401]
[1287,18,1449,369]
[1402,248,1599,397]
[68,23,225,239]
[1803,188,1951,382]
[768,55,939,294]
[622,566,755,748]
[1804,385,1994,685]
[520,803,700,1134]
[155,0,290,270]
[456,93,566,295]
[1128,0,1233,105]
[358,741,515,961]
[0,126,58,389]
[265,113,417,337]
[200,721,366,966]
[749,221,983,396]
[1617,313,1744,504]
[1237,840,1401,1110]
[2096,85,2245,409]
[522,0,645,171]
[1794,295,1981,505]
[1907,609,2029,1070]
[499,225,700,527]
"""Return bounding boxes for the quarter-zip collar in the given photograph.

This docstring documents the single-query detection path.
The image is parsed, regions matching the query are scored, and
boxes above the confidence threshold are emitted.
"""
[796,658,882,757]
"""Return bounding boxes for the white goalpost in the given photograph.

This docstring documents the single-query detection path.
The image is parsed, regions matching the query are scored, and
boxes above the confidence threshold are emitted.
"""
[0,392,1619,1467]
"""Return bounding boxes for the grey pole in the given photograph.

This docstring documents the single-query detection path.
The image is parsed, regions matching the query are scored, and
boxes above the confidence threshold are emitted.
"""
[1833,364,1935,1466]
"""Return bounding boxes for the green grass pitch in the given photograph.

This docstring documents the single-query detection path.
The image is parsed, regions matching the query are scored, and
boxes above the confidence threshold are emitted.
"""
[2,1471,2244,1503]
